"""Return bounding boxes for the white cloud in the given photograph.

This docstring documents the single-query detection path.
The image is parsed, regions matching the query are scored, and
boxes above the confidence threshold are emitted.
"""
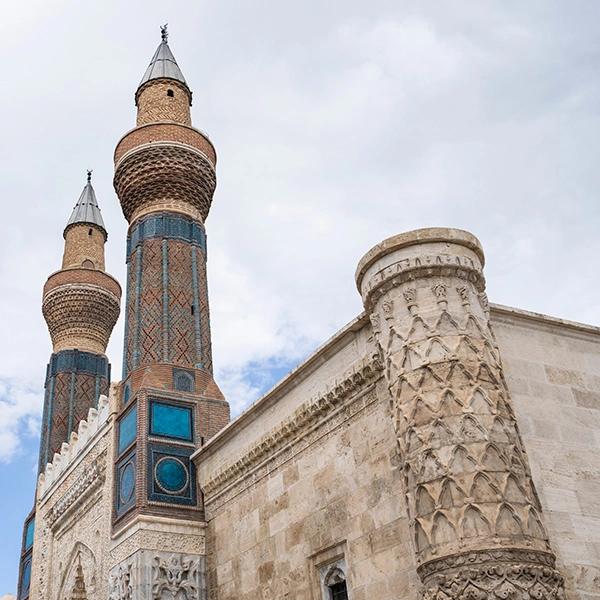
[0,0,598,444]
[0,380,41,463]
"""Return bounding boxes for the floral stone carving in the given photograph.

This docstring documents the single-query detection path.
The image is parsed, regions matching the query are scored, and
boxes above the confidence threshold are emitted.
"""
[109,551,205,600]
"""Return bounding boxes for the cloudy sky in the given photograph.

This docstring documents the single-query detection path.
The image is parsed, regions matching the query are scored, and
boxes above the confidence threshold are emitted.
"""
[1,0,599,594]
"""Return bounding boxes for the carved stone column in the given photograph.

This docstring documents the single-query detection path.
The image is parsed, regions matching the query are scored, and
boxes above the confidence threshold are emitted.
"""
[356,228,565,599]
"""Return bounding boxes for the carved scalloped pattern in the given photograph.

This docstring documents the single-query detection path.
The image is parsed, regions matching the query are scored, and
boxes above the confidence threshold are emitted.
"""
[114,144,216,223]
[42,284,120,353]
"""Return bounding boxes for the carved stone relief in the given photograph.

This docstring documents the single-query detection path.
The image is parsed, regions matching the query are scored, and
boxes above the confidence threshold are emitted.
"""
[57,542,97,600]
[356,228,566,599]
[109,551,206,600]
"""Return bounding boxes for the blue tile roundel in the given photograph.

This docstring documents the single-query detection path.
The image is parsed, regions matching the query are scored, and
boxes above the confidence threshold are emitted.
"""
[154,457,189,495]
[120,462,135,505]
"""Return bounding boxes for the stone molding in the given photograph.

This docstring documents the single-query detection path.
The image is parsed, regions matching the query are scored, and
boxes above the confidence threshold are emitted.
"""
[355,228,485,288]
[201,354,383,510]
[47,453,106,529]
[38,394,111,497]
[421,548,565,600]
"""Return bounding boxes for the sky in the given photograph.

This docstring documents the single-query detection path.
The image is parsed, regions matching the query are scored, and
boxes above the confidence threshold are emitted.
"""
[0,0,599,594]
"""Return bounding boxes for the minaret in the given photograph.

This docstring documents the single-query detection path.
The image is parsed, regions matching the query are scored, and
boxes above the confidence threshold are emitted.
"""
[39,171,121,470]
[17,173,121,600]
[356,228,566,599]
[108,27,228,595]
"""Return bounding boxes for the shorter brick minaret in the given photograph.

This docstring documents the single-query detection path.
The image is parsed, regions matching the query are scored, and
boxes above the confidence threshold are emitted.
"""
[39,171,121,470]
[17,172,121,600]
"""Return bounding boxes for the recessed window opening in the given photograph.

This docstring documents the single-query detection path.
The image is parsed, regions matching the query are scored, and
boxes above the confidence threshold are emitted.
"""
[88,228,93,235]
[325,568,348,600]
[167,89,174,97]
[191,304,195,315]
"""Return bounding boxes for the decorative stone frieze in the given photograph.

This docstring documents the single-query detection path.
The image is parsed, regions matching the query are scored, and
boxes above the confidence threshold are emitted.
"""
[355,228,566,599]
[47,453,106,528]
[201,354,383,508]
[109,551,206,600]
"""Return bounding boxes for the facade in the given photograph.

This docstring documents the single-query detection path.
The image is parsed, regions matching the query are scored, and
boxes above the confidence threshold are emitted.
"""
[15,28,600,600]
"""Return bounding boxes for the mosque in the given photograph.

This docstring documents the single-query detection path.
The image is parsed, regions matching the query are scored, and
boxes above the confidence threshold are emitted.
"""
[15,26,600,600]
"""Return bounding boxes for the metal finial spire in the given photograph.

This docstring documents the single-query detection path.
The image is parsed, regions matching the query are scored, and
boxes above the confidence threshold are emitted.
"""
[87,169,93,184]
[161,23,168,43]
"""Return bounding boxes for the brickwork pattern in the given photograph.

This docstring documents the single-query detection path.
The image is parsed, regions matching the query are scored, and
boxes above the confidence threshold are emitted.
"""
[115,123,216,166]
[139,238,163,365]
[39,364,109,471]
[44,268,121,298]
[136,80,192,126]
[62,224,106,270]
[114,144,216,224]
[123,229,213,375]
[168,239,196,366]
[196,248,213,374]
[43,283,121,354]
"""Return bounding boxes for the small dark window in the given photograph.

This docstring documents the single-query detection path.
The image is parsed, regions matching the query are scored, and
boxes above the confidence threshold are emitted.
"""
[88,228,93,235]
[325,567,348,600]
[167,89,174,97]
[174,373,193,393]
[191,304,195,315]
[329,582,348,600]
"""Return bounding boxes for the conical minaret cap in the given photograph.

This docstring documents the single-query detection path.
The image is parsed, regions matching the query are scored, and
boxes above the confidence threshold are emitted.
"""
[64,170,106,238]
[138,25,187,88]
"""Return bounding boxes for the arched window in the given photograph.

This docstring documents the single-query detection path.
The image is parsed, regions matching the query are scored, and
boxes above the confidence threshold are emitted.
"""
[325,567,348,600]
[82,259,95,269]
[167,89,174,97]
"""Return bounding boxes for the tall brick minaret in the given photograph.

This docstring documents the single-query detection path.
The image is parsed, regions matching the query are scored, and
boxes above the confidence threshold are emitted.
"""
[40,170,121,470]
[17,172,121,600]
[109,26,229,592]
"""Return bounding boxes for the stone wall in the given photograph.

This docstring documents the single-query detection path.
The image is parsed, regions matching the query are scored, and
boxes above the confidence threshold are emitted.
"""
[200,378,420,599]
[196,304,600,600]
[30,391,116,600]
[492,305,600,600]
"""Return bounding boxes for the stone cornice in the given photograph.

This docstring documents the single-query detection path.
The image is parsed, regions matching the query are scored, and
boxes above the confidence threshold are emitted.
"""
[490,303,600,339]
[47,453,106,529]
[193,312,371,461]
[355,227,485,288]
[200,354,383,508]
